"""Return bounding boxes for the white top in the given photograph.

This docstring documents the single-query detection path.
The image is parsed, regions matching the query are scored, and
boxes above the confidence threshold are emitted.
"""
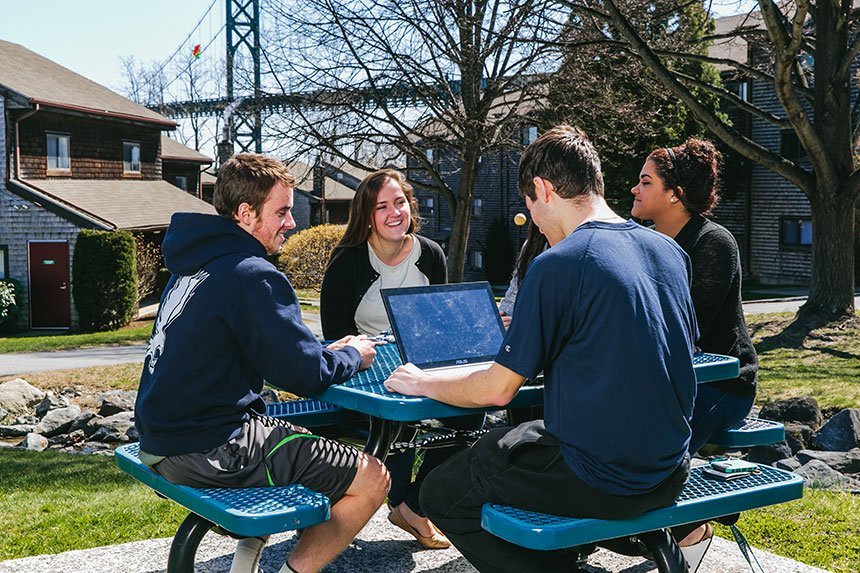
[354,238,428,336]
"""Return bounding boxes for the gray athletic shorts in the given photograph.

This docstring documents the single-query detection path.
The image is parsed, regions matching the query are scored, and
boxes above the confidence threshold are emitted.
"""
[151,415,361,503]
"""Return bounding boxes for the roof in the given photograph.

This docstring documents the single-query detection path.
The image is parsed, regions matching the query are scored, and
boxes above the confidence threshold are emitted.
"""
[15,179,215,230]
[709,12,763,69]
[161,136,213,164]
[0,40,176,127]
[287,160,366,202]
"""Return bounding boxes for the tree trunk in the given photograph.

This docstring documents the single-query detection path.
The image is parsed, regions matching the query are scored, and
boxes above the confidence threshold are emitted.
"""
[447,149,480,283]
[802,188,857,318]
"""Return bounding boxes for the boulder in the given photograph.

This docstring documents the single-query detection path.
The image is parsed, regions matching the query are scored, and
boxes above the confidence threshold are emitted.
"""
[783,423,814,454]
[17,433,49,451]
[259,388,279,405]
[811,408,860,451]
[0,406,6,422]
[97,390,137,417]
[0,379,46,418]
[794,459,860,492]
[0,424,36,438]
[13,415,39,425]
[773,457,802,472]
[33,405,82,437]
[88,411,135,443]
[747,441,792,465]
[760,397,823,430]
[795,448,860,474]
[69,411,97,435]
[35,393,71,418]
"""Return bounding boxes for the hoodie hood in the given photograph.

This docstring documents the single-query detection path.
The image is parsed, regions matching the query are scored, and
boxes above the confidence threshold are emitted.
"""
[162,212,267,275]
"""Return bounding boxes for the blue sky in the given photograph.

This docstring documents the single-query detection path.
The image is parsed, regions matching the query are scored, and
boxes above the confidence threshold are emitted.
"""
[0,0,221,91]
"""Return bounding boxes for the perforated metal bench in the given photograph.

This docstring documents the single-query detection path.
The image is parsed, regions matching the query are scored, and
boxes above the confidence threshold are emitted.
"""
[266,398,366,428]
[707,417,785,448]
[115,443,330,573]
[481,464,803,572]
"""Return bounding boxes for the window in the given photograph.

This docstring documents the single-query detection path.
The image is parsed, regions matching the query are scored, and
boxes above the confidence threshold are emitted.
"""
[780,130,806,162]
[425,148,434,163]
[46,133,70,171]
[736,81,749,102]
[0,245,7,279]
[524,126,538,145]
[472,198,483,218]
[780,217,812,247]
[419,196,435,216]
[469,250,483,270]
[123,141,141,173]
[175,176,188,191]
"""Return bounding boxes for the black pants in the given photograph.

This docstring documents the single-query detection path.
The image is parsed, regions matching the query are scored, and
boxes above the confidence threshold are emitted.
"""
[419,420,690,573]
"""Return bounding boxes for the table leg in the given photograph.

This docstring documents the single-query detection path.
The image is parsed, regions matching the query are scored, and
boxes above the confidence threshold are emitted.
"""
[365,416,403,461]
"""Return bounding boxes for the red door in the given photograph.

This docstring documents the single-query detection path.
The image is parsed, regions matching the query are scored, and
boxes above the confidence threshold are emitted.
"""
[28,242,71,328]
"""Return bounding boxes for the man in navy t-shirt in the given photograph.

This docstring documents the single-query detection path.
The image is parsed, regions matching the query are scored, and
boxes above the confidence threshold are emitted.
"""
[385,125,699,572]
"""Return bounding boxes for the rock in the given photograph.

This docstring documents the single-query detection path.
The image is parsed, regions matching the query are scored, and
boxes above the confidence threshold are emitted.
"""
[13,415,39,425]
[35,393,71,418]
[794,459,860,492]
[17,433,49,451]
[59,387,79,398]
[0,379,46,418]
[33,405,82,437]
[795,448,860,474]
[259,388,279,405]
[811,408,860,451]
[97,390,137,417]
[783,423,814,454]
[0,406,6,423]
[773,457,802,472]
[760,397,823,430]
[0,424,36,438]
[89,411,135,443]
[747,441,792,465]
[69,411,97,435]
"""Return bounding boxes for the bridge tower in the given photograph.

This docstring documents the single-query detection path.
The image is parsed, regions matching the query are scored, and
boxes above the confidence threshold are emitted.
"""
[220,0,262,163]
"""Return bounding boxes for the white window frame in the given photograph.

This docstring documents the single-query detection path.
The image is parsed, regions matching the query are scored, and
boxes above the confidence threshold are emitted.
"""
[123,141,141,173]
[469,250,483,270]
[472,197,483,218]
[46,132,70,171]
[420,196,435,215]
[0,245,8,279]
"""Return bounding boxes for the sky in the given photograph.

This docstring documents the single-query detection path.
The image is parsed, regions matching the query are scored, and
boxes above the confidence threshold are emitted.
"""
[0,0,755,95]
[0,0,222,92]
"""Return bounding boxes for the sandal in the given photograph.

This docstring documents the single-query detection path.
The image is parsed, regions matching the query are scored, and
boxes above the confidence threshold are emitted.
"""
[387,503,451,549]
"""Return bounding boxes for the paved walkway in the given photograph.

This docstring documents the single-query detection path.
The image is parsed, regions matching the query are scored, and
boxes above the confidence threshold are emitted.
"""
[0,505,833,572]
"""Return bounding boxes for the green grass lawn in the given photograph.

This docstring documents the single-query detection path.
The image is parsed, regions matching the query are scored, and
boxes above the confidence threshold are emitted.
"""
[0,312,858,570]
[0,449,186,560]
[0,324,152,354]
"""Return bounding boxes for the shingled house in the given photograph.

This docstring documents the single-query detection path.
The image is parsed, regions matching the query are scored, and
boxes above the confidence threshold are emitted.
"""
[0,39,215,330]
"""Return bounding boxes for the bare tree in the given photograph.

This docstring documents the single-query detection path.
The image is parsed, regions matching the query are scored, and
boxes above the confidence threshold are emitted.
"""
[262,0,562,281]
[546,0,857,322]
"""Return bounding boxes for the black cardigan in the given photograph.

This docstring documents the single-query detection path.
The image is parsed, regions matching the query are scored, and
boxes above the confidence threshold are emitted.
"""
[320,235,447,340]
[674,214,758,397]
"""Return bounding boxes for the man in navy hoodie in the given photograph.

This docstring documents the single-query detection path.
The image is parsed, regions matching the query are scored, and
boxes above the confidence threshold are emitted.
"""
[135,154,389,573]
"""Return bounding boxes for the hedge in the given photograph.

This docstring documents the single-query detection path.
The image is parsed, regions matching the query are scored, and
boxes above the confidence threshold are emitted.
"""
[73,230,138,331]
[278,225,346,291]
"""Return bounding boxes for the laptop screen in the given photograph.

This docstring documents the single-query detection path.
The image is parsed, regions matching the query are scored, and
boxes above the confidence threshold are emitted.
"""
[382,282,505,369]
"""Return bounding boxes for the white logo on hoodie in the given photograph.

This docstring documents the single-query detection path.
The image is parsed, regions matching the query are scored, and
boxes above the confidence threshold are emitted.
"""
[145,270,209,374]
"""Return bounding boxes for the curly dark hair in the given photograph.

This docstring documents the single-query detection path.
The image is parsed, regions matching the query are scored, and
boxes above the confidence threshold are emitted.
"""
[648,138,722,215]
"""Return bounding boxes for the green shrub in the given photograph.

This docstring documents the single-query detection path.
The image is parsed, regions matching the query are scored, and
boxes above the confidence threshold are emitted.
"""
[0,279,22,333]
[278,224,345,290]
[73,230,138,331]
[133,232,164,302]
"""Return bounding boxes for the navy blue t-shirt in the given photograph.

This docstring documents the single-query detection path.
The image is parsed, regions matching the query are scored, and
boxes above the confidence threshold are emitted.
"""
[496,220,698,495]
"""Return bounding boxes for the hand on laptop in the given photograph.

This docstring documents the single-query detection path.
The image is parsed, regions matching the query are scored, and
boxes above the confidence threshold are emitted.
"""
[384,363,429,396]
[327,335,377,370]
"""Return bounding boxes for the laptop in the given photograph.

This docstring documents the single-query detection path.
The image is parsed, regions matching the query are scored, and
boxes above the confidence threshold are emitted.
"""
[381,282,506,375]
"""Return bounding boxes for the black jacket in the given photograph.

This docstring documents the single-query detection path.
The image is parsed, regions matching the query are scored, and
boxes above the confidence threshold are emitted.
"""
[320,235,447,339]
[674,214,758,397]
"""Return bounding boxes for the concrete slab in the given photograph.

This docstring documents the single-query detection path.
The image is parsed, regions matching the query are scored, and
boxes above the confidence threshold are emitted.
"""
[0,506,832,573]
